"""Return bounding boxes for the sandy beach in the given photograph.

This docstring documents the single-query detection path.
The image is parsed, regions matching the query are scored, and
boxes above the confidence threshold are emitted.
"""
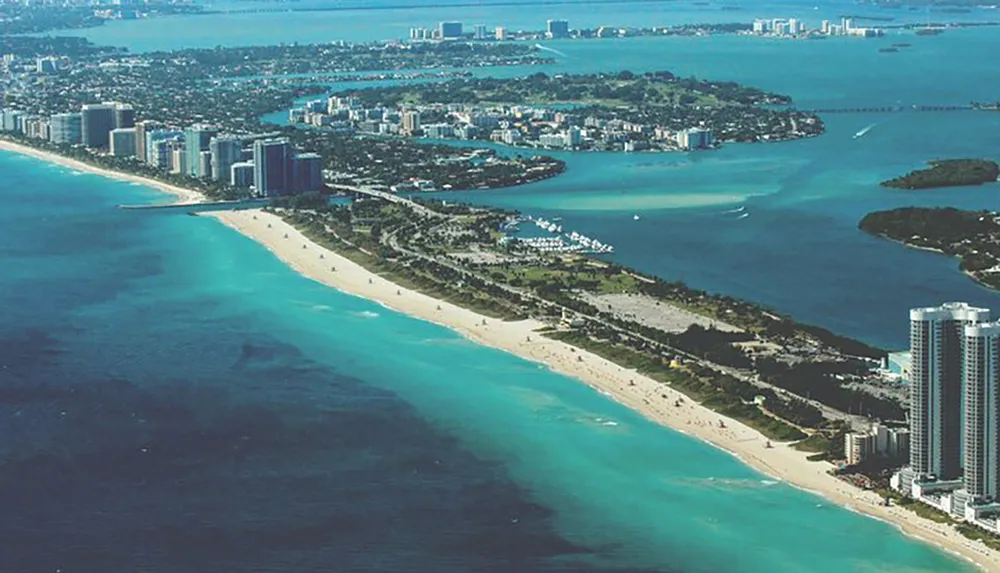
[208,207,1000,573]
[0,133,993,569]
[0,139,206,205]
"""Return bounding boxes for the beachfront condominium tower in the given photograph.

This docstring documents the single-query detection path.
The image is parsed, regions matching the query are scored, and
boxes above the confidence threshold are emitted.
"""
[963,321,1000,503]
[209,135,242,182]
[114,104,135,130]
[134,120,161,164]
[80,103,115,148]
[184,124,219,177]
[909,303,990,481]
[253,138,291,196]
[49,112,82,145]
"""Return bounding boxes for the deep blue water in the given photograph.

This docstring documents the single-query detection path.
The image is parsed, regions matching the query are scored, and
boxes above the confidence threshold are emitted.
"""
[0,157,645,572]
[6,1,1000,570]
[0,152,974,572]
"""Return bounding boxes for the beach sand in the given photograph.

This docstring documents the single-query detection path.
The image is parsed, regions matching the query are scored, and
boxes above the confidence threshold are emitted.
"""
[0,139,205,205]
[1,134,992,570]
[208,208,1000,573]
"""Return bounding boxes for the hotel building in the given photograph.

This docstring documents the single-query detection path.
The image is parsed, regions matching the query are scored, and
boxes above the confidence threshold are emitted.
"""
[892,302,1000,531]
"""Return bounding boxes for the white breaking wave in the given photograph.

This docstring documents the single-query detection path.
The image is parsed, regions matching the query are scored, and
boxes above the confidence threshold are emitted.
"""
[353,310,380,318]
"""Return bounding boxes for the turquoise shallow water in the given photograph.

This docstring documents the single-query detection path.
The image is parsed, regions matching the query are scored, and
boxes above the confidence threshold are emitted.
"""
[9,1,1000,568]
[0,150,975,571]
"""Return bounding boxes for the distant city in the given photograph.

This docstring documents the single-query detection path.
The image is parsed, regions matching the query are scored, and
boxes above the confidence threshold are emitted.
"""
[404,17,885,44]
[0,99,322,197]
[889,302,1000,534]
[290,95,716,154]
[751,16,885,38]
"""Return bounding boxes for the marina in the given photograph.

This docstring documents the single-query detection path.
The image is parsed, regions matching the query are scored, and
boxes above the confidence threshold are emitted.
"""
[502,215,615,254]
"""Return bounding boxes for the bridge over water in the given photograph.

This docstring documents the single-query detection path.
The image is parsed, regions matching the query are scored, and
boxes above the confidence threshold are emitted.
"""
[799,104,978,115]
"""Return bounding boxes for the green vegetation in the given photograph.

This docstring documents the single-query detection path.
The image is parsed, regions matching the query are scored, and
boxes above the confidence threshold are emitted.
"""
[272,203,534,320]
[268,196,903,459]
[0,3,202,34]
[881,159,999,189]
[147,42,553,78]
[339,71,823,145]
[860,207,1000,290]
[547,330,807,441]
[350,70,790,108]
[956,523,1000,551]
[895,495,955,524]
[488,262,640,295]
[2,36,564,196]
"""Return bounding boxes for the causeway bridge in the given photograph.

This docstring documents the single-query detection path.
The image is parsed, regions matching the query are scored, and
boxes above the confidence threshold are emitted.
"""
[797,104,978,115]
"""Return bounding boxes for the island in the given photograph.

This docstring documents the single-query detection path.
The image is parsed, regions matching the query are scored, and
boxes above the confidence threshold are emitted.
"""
[859,207,1000,289]
[298,71,824,152]
[0,2,204,34]
[880,159,1000,189]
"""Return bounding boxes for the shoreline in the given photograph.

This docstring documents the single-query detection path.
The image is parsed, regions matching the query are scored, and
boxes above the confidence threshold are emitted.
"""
[0,139,206,206]
[209,208,999,572]
[0,138,994,570]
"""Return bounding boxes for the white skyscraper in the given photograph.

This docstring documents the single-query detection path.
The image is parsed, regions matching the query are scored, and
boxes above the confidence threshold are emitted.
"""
[963,321,1000,504]
[909,303,989,482]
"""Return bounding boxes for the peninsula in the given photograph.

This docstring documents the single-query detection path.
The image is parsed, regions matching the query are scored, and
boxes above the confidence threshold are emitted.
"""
[881,159,1000,190]
[201,195,1000,572]
[860,207,1000,290]
[0,36,565,199]
[3,31,1000,568]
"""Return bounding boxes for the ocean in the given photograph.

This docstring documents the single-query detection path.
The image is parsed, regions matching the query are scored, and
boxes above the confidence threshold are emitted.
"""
[0,151,973,572]
[5,0,1000,570]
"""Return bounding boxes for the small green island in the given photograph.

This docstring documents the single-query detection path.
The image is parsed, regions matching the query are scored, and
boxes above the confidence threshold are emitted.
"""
[880,159,999,189]
[859,207,1000,289]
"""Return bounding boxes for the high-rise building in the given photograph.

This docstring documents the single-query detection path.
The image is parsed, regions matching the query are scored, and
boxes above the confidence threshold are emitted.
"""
[114,104,135,130]
[439,21,463,39]
[474,24,487,39]
[495,26,506,40]
[909,303,990,482]
[401,110,421,135]
[1,109,24,132]
[150,136,180,169]
[198,150,212,179]
[547,19,570,39]
[963,322,1000,504]
[230,161,255,188]
[170,145,187,175]
[81,103,115,148]
[209,135,242,182]
[675,127,713,150]
[134,120,160,163]
[146,129,181,165]
[109,127,137,157]
[253,138,291,196]
[290,152,323,193]
[184,125,218,177]
[49,112,82,145]
[36,57,58,74]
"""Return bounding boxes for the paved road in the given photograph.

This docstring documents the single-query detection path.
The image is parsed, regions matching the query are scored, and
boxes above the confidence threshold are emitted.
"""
[378,210,871,431]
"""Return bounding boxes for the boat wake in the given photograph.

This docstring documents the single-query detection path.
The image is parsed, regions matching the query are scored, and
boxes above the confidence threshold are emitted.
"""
[736,212,750,220]
[534,43,568,57]
[853,123,876,139]
[722,205,746,214]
